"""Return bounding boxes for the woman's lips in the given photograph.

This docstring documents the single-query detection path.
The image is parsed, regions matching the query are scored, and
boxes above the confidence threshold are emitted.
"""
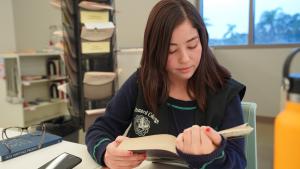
[177,66,192,73]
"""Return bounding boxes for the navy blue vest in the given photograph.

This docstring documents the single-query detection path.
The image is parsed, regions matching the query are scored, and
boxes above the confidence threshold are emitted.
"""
[127,79,245,138]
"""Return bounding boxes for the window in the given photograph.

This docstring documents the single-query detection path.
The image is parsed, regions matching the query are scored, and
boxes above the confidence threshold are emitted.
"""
[201,0,249,46]
[200,0,300,46]
[254,0,300,44]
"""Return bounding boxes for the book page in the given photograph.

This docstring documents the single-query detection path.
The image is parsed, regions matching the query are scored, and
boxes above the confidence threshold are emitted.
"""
[118,134,177,154]
[218,123,253,138]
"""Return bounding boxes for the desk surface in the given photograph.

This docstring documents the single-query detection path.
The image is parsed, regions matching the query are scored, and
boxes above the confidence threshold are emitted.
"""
[0,129,186,169]
[0,139,99,169]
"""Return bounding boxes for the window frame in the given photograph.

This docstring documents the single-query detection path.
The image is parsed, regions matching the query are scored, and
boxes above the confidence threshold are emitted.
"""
[197,0,300,48]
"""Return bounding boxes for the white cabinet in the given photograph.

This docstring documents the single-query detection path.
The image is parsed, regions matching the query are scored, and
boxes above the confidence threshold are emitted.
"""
[0,52,68,127]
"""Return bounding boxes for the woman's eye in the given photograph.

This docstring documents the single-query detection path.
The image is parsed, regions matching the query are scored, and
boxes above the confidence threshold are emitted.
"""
[169,49,177,54]
[187,42,198,49]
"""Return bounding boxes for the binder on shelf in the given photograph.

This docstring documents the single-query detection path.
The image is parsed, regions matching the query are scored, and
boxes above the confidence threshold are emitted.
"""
[49,83,59,99]
[79,1,113,11]
[81,41,110,54]
[80,10,110,23]
[83,72,116,100]
[81,22,115,41]
[46,59,61,77]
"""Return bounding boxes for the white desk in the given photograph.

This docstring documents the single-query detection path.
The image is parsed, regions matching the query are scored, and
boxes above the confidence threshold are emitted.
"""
[0,129,187,169]
[0,139,99,169]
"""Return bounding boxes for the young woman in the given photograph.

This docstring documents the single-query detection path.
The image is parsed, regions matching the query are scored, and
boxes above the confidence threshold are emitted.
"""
[86,0,246,168]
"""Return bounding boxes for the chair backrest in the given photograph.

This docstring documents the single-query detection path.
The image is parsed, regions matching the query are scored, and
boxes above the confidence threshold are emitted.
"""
[241,102,258,169]
[83,72,116,131]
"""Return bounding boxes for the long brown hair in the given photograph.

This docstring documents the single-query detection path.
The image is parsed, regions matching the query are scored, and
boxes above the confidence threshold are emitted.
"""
[140,0,230,113]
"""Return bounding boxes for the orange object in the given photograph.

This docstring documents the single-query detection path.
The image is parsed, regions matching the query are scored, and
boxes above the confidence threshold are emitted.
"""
[274,48,300,169]
[274,102,300,169]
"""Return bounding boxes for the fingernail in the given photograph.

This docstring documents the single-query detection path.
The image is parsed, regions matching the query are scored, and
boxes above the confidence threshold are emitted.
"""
[206,127,210,132]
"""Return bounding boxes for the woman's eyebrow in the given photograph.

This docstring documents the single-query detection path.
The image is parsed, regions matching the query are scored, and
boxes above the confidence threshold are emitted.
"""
[186,36,199,43]
[170,36,199,46]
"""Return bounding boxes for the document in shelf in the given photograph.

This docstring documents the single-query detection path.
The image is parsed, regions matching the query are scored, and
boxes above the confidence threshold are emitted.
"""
[79,1,113,11]
[80,10,109,23]
[81,22,115,41]
[81,41,110,54]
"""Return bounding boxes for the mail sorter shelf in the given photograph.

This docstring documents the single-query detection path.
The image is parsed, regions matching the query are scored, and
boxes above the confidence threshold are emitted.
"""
[61,0,117,130]
[80,1,117,127]
[0,53,68,127]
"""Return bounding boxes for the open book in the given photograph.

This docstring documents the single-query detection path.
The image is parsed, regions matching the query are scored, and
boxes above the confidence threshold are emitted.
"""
[118,123,253,165]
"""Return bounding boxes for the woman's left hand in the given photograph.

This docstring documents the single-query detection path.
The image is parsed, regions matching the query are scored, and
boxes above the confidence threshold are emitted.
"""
[176,125,222,155]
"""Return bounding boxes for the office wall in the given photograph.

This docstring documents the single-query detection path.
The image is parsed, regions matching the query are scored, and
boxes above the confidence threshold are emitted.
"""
[0,0,16,52]
[115,0,196,48]
[12,0,61,51]
[216,47,300,117]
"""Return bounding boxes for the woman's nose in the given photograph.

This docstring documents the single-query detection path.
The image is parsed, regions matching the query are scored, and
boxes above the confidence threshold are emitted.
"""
[179,49,190,63]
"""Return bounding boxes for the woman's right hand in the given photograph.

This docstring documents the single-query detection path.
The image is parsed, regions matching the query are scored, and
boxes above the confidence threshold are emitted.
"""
[104,136,146,169]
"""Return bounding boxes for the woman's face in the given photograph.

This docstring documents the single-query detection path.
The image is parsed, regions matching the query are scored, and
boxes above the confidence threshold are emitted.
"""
[166,20,202,84]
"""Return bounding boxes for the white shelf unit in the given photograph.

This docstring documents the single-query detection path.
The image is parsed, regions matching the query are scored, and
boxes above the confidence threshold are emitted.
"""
[22,76,67,86]
[0,53,68,127]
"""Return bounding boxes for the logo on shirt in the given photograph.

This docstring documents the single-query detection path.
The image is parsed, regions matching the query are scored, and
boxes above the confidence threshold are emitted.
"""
[134,107,159,124]
[134,115,150,136]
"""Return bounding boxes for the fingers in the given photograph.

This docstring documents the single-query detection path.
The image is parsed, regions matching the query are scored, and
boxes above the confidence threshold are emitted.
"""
[176,133,184,151]
[204,126,222,146]
[110,152,146,161]
[109,136,132,157]
[191,125,201,153]
[111,154,145,168]
[114,153,145,168]
[108,141,132,157]
[177,125,202,154]
[176,125,221,155]
[115,136,129,144]
[183,128,192,152]
[191,125,201,144]
[104,136,146,169]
